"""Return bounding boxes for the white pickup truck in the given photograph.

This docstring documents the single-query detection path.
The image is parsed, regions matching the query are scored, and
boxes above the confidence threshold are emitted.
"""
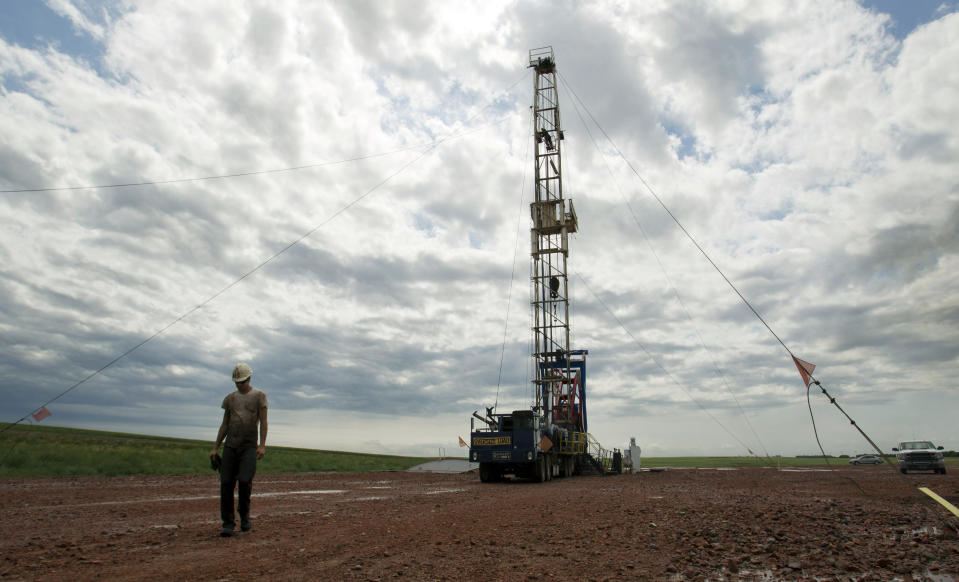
[892,440,947,474]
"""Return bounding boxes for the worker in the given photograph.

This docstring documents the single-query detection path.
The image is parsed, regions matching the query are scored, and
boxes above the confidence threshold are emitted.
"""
[210,362,268,537]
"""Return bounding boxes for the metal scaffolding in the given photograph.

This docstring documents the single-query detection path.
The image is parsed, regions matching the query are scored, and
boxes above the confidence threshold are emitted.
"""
[528,47,583,433]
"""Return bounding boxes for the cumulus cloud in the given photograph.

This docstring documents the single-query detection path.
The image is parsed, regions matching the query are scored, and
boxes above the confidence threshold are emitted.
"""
[0,0,957,456]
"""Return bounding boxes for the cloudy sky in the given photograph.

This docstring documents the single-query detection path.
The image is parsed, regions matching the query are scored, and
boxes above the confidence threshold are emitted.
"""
[1,0,957,458]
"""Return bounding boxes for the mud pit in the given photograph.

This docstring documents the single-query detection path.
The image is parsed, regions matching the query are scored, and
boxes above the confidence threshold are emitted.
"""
[2,466,958,581]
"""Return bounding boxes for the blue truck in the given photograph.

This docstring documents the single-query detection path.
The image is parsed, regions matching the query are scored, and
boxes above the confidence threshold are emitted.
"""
[469,351,608,482]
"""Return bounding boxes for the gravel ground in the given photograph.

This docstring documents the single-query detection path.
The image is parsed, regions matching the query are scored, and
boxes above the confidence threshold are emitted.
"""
[1,465,957,581]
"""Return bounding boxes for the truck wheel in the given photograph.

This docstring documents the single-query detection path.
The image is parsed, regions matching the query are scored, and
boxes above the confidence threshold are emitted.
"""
[535,457,546,482]
[479,463,492,483]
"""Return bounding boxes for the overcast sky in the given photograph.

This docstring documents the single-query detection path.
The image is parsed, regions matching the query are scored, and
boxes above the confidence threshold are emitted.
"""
[1,0,957,458]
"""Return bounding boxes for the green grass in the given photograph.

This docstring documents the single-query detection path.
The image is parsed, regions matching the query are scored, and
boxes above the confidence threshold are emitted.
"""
[0,424,435,478]
[641,456,838,468]
[643,456,959,469]
[3,424,953,478]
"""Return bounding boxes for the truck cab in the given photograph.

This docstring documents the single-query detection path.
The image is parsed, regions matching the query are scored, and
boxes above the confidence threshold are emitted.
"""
[470,410,550,482]
[892,440,947,474]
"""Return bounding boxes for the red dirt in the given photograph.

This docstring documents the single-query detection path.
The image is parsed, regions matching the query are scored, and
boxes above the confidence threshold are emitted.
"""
[1,466,957,581]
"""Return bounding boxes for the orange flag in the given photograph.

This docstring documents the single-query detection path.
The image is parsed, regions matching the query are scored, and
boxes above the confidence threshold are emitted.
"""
[539,435,553,453]
[458,436,468,448]
[32,406,52,422]
[792,356,816,387]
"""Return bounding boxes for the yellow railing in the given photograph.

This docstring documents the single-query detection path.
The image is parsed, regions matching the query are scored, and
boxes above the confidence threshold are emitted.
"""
[559,431,588,455]
[587,433,615,471]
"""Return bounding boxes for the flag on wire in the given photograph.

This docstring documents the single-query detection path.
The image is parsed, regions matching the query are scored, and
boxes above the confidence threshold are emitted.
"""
[458,436,468,448]
[792,356,816,387]
[32,406,52,422]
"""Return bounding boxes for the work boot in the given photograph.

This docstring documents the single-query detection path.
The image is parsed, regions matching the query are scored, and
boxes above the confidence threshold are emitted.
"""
[220,527,234,538]
[240,516,252,532]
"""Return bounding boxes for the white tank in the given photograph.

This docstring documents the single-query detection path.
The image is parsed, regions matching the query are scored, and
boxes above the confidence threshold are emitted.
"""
[627,437,641,472]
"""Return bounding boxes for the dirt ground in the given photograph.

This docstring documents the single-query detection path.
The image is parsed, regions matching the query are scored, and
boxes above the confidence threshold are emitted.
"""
[1,465,958,581]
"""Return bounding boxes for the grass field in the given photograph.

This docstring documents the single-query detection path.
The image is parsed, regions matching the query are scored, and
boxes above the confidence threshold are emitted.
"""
[1,424,954,478]
[641,456,827,469]
[0,424,434,478]
[642,455,959,470]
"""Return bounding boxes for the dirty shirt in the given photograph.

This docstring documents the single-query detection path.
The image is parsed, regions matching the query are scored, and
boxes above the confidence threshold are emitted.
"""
[222,388,267,449]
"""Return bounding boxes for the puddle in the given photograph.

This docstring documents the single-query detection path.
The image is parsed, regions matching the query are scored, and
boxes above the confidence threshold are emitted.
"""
[422,488,466,495]
[54,489,347,508]
[256,489,347,497]
[883,525,940,541]
[60,494,220,507]
[677,568,954,582]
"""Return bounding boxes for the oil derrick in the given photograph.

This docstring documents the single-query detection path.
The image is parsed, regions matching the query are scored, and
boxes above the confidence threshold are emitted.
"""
[528,47,585,436]
[469,48,602,482]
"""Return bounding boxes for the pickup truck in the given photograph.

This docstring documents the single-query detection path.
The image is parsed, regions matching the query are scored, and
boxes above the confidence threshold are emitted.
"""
[892,440,947,474]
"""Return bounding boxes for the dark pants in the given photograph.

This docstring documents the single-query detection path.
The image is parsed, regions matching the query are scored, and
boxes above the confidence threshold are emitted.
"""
[220,446,257,529]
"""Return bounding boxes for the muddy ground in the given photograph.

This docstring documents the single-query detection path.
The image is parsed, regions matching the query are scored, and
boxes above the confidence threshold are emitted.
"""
[1,465,958,581]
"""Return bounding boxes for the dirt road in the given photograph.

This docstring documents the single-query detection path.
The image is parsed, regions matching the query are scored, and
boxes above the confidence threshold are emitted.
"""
[2,466,957,580]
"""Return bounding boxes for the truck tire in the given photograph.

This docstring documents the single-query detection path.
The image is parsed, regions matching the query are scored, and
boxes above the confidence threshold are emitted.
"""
[559,456,571,478]
[535,457,547,482]
[479,463,492,483]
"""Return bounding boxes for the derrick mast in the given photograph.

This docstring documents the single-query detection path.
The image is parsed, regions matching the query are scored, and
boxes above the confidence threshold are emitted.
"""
[529,47,584,434]
[469,48,603,483]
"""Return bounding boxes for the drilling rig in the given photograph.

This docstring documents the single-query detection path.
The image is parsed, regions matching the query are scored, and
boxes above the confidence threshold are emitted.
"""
[469,47,616,482]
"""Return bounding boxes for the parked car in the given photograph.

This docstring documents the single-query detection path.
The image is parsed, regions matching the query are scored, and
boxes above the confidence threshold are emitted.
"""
[849,454,883,465]
[892,441,947,474]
